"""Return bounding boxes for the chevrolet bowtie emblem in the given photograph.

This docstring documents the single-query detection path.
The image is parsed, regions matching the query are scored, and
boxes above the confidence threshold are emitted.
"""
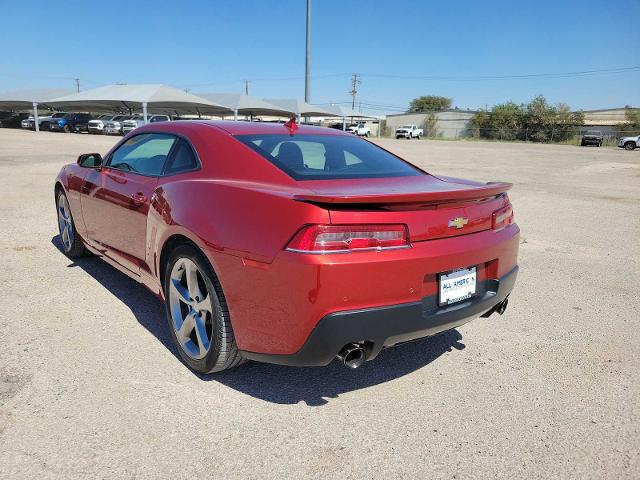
[448,217,469,229]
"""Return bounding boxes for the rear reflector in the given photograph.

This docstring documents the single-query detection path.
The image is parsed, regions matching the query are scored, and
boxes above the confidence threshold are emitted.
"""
[492,204,514,231]
[286,224,410,253]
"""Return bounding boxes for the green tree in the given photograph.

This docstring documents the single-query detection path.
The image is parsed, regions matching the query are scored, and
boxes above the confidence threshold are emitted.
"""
[468,109,490,138]
[408,95,452,112]
[521,95,557,142]
[423,112,439,137]
[468,95,585,143]
[555,104,584,142]
[617,108,640,135]
[488,102,521,140]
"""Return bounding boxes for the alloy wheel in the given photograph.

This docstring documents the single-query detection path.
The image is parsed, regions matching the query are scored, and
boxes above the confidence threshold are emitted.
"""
[168,258,214,360]
[57,194,74,252]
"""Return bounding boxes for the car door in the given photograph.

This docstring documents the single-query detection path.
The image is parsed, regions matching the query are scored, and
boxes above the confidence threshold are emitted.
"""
[80,133,177,274]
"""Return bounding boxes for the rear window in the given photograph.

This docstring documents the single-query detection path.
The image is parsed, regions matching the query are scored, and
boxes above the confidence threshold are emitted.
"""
[235,134,423,180]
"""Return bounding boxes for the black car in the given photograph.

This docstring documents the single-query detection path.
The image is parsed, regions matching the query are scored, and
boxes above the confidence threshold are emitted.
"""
[49,112,93,133]
[0,112,29,129]
[581,131,603,147]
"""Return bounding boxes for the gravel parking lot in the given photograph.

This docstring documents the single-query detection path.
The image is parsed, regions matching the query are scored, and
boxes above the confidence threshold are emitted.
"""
[0,129,638,479]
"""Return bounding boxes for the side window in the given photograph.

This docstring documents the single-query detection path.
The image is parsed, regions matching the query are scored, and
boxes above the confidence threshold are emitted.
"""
[108,133,176,176]
[163,139,198,175]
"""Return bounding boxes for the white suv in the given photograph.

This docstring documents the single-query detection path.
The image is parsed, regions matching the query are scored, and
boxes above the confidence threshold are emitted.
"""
[618,134,639,151]
[122,115,171,134]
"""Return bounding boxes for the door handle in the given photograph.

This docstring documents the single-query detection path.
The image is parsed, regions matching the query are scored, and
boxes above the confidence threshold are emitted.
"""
[131,192,147,206]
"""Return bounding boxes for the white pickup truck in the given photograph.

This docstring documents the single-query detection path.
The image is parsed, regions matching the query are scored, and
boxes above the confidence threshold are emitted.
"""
[395,124,423,139]
[347,123,371,137]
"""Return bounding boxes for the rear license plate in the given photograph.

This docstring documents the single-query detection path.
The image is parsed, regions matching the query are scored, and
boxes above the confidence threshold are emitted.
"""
[439,267,477,306]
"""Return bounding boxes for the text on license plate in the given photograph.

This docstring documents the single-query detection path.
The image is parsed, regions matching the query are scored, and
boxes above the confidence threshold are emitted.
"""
[439,267,477,305]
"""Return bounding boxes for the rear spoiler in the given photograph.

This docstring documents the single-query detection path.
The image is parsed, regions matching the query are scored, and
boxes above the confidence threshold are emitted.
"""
[293,182,512,205]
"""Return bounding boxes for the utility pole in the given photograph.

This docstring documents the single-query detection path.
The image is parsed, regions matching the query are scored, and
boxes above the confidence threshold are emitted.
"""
[244,79,250,96]
[349,73,361,110]
[304,0,311,104]
[74,78,80,93]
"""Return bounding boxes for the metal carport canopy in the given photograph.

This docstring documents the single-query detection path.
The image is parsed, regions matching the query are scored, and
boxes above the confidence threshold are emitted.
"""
[196,93,295,118]
[47,84,233,117]
[0,88,72,111]
[0,88,74,132]
[262,98,335,117]
[322,104,377,119]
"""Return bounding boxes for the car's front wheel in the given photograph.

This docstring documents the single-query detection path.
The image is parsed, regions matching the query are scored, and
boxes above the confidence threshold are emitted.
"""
[164,245,244,374]
[624,141,636,151]
[56,189,87,257]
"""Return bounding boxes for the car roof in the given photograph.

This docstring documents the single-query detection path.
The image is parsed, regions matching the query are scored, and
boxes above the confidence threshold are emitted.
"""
[164,120,353,137]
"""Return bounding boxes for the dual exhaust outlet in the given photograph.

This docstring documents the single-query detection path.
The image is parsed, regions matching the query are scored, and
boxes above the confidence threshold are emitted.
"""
[336,343,367,369]
[336,297,511,369]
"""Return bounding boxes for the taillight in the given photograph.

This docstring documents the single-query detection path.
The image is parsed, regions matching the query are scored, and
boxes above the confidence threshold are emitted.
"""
[286,224,410,254]
[492,204,514,231]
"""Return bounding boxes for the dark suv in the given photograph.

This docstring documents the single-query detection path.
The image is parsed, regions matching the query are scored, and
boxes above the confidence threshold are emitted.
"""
[49,113,93,133]
[0,112,29,129]
[580,131,603,147]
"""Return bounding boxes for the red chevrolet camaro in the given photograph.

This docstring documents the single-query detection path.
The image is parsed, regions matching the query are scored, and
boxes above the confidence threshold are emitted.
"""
[54,119,519,373]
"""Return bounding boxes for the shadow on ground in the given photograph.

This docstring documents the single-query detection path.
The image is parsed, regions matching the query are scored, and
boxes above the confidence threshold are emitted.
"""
[53,235,465,406]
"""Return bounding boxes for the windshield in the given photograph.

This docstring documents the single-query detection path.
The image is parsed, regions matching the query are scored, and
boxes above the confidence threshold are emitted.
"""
[236,134,423,180]
[400,125,413,129]
[51,113,66,118]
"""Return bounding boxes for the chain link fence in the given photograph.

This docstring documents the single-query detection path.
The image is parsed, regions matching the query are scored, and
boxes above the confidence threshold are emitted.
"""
[380,120,639,146]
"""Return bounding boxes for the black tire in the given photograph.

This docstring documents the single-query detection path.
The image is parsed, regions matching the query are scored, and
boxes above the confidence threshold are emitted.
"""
[624,141,636,151]
[365,131,370,137]
[396,135,401,139]
[63,124,70,133]
[580,141,586,146]
[55,189,88,258]
[164,244,244,374]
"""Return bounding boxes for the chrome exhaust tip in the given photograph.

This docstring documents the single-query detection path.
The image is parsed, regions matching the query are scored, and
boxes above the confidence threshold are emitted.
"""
[337,344,366,369]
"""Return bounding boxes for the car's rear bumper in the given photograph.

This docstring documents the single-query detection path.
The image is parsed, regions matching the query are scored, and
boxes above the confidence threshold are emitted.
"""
[212,223,519,360]
[241,266,517,366]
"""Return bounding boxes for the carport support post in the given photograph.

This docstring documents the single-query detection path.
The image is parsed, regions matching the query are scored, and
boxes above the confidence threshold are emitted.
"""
[33,102,39,133]
[234,109,238,121]
[342,116,346,131]
[142,102,148,125]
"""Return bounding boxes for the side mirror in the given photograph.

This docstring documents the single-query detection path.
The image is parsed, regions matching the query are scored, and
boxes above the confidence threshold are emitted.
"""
[77,153,103,168]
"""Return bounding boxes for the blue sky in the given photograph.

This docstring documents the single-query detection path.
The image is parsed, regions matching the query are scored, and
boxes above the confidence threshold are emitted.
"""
[1,0,639,114]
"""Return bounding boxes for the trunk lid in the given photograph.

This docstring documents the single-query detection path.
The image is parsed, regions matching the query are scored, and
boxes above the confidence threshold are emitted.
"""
[296,175,511,242]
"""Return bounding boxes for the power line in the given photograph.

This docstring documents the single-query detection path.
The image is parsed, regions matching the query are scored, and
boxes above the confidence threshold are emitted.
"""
[360,66,640,82]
